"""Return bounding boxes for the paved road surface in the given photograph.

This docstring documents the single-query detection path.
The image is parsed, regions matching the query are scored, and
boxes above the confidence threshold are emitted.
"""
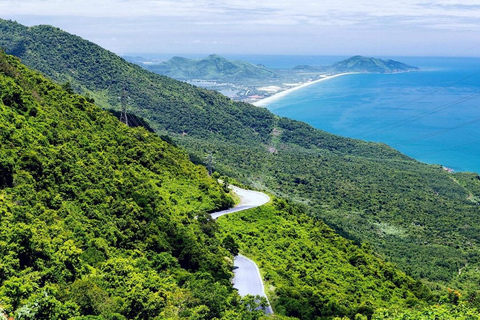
[211,186,273,314]
[233,254,274,314]
[211,186,270,219]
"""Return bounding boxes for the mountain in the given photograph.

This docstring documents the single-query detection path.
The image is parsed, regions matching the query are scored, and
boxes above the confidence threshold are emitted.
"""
[121,55,151,64]
[2,18,480,303]
[0,52,266,319]
[329,55,419,73]
[136,55,417,84]
[142,54,280,81]
[0,20,274,144]
[0,51,449,319]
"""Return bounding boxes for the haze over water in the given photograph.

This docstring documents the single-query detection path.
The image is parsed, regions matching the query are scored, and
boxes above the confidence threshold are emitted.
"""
[259,56,480,174]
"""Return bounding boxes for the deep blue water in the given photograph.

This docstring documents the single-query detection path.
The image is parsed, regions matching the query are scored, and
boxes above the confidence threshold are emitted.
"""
[259,56,480,173]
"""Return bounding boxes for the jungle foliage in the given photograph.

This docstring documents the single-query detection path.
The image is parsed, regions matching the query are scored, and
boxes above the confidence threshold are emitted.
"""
[0,52,274,319]
[179,132,480,295]
[2,17,480,312]
[217,199,433,319]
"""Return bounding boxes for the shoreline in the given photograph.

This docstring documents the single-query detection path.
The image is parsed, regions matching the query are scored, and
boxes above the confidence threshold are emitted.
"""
[253,72,357,107]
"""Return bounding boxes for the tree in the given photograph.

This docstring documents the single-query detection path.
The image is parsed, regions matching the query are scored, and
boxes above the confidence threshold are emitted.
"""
[62,81,74,94]
[222,235,239,256]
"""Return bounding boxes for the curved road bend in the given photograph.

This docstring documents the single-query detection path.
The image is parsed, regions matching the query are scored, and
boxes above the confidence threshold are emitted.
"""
[211,186,270,219]
[211,186,273,314]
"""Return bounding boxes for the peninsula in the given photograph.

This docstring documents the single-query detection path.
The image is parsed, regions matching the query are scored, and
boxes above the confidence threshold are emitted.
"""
[126,54,419,104]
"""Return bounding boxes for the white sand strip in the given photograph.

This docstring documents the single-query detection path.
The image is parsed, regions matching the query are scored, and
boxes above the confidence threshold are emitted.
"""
[253,73,357,107]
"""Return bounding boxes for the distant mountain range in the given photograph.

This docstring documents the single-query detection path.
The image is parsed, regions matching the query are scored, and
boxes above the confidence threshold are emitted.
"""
[128,54,419,82]
[141,54,279,81]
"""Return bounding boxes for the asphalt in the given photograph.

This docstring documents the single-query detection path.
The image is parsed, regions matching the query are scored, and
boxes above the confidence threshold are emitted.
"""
[210,186,270,219]
[233,254,274,314]
[211,185,273,314]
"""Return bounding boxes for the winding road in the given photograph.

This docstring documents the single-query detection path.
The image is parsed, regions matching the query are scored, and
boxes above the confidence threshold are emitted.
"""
[211,186,270,219]
[211,186,273,314]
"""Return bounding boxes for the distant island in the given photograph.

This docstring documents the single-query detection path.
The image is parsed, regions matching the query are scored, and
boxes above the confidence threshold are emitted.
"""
[124,55,419,104]
[329,55,419,74]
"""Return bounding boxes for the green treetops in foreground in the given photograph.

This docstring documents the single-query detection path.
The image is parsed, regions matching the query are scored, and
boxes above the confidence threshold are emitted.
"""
[218,199,430,319]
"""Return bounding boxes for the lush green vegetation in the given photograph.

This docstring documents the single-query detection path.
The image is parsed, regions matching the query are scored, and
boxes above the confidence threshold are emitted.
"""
[217,199,433,319]
[180,131,480,294]
[2,18,480,314]
[369,304,480,320]
[0,52,275,319]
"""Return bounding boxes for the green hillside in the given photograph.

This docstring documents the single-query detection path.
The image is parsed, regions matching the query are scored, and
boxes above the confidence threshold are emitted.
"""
[144,54,280,81]
[0,52,277,319]
[1,18,480,298]
[0,50,456,320]
[0,20,275,144]
[218,200,432,319]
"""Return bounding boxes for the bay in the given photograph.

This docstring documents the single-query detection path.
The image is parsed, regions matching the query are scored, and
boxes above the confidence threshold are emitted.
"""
[260,57,480,174]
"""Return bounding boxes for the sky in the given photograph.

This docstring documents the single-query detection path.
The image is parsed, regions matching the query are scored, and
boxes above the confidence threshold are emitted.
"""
[1,0,480,57]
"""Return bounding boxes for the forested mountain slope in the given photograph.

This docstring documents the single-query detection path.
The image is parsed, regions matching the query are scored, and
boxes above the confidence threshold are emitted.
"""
[1,52,451,320]
[0,52,274,319]
[218,200,432,319]
[0,19,276,144]
[2,19,480,294]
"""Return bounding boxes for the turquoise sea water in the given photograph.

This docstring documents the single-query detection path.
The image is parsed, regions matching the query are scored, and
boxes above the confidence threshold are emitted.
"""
[259,57,480,174]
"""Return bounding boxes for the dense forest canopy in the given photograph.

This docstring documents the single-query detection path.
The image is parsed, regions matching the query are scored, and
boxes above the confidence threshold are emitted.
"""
[0,52,279,319]
[1,50,461,320]
[1,18,480,318]
[218,200,433,319]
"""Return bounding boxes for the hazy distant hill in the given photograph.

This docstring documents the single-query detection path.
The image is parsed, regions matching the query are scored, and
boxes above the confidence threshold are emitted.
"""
[292,64,327,72]
[145,54,280,81]
[137,55,417,81]
[329,55,419,73]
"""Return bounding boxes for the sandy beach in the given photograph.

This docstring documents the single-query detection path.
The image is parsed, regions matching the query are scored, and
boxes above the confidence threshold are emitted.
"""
[253,73,357,107]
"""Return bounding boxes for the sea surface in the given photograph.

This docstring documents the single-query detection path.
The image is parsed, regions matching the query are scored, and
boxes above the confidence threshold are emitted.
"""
[135,53,480,173]
[249,56,480,174]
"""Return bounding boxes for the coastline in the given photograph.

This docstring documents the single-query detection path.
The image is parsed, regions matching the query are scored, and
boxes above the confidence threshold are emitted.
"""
[253,72,357,107]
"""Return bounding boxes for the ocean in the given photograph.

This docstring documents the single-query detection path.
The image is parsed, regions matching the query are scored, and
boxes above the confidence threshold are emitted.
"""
[245,56,480,174]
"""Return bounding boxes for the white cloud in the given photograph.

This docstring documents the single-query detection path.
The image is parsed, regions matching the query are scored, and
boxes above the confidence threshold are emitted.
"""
[2,0,479,55]
[3,0,479,25]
